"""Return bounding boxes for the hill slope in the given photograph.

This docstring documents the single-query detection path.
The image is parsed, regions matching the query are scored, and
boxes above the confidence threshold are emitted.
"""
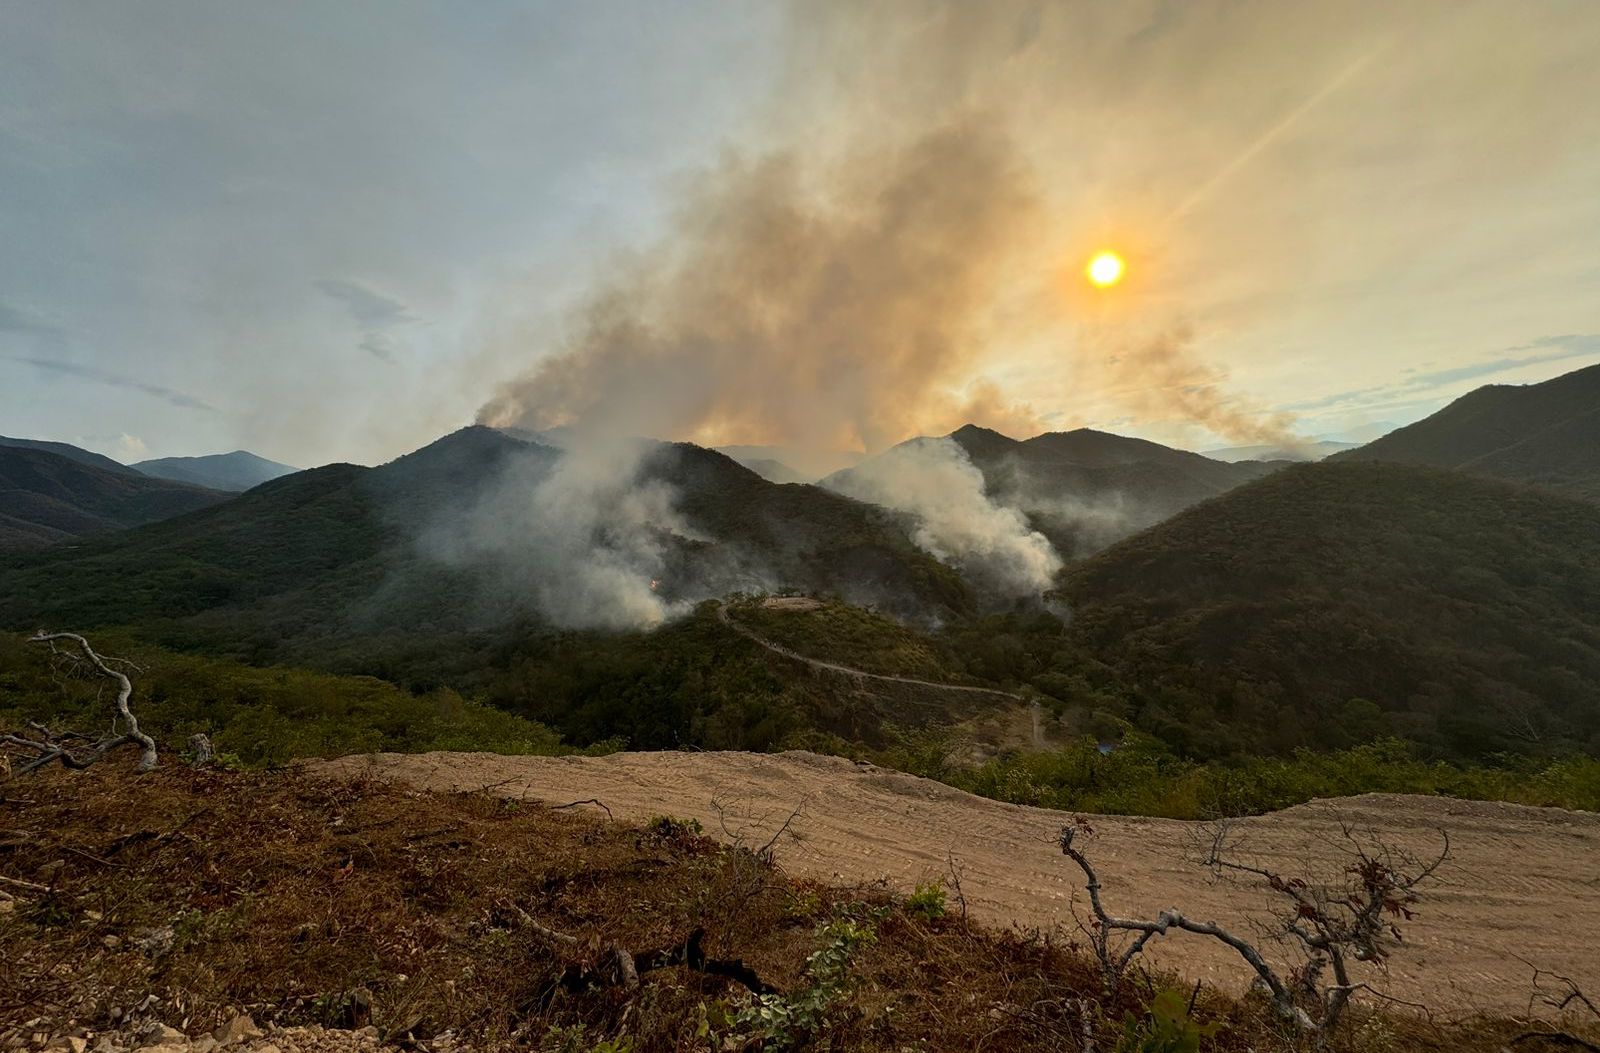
[0,445,229,548]
[1332,362,1600,501]
[0,434,140,476]
[134,450,299,491]
[1061,461,1600,759]
[0,428,966,652]
[322,749,1600,1018]
[828,425,1280,557]
[727,455,808,483]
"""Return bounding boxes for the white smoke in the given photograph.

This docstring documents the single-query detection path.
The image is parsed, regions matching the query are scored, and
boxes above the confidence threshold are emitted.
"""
[824,436,1061,597]
[422,436,695,631]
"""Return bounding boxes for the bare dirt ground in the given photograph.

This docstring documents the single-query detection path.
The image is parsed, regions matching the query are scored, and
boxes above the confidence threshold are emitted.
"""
[314,749,1600,1017]
[759,596,826,611]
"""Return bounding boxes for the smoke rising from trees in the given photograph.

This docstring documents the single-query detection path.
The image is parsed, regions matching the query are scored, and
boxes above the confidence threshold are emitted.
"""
[823,437,1062,598]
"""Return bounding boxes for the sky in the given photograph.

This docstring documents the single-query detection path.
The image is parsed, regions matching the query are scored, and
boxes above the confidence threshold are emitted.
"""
[3,0,1599,468]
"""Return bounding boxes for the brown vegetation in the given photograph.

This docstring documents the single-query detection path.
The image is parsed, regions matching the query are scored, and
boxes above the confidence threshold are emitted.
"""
[5,760,1598,1051]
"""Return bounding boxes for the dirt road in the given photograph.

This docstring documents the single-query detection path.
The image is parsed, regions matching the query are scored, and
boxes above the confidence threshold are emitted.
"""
[314,749,1600,1017]
[717,601,1024,703]
[720,601,1047,749]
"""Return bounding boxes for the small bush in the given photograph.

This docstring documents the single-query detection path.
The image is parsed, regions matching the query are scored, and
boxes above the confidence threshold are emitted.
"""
[735,909,883,1049]
[904,880,947,921]
[1115,988,1222,1053]
[646,815,704,839]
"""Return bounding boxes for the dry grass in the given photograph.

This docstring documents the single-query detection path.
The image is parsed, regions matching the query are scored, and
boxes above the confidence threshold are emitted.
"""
[1,759,1594,1052]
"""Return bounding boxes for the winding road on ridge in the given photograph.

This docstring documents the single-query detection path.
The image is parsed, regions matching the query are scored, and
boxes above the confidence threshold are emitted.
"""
[315,749,1600,1017]
[714,599,1026,703]
[717,599,1047,747]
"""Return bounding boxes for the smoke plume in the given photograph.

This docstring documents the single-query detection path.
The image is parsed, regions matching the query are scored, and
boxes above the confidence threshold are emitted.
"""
[1094,324,1299,446]
[421,437,695,631]
[479,118,1044,453]
[825,437,1062,597]
[455,2,1333,628]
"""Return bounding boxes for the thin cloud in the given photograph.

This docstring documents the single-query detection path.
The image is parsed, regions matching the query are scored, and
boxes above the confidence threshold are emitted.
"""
[315,279,415,328]
[1285,335,1600,415]
[315,279,415,361]
[0,300,62,337]
[358,333,395,362]
[5,355,217,412]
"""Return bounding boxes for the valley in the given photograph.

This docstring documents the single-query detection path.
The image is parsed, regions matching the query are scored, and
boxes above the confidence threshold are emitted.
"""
[8,9,1600,1048]
[5,365,1600,1049]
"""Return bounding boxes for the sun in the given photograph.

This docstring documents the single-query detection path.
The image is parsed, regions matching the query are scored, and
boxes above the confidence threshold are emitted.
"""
[1086,250,1125,288]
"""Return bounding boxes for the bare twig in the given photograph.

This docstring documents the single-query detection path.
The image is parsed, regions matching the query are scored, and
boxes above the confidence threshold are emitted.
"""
[755,799,807,864]
[550,798,613,820]
[1512,958,1600,1051]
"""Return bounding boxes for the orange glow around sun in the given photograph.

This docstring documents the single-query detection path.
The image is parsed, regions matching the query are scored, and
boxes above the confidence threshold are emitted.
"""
[1086,250,1125,288]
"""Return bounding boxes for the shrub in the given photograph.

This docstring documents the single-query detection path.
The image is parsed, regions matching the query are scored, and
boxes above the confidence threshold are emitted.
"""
[1115,988,1222,1053]
[734,910,882,1049]
[904,880,947,921]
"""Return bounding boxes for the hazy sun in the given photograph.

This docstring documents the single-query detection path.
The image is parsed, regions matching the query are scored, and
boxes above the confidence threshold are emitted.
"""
[1086,250,1125,288]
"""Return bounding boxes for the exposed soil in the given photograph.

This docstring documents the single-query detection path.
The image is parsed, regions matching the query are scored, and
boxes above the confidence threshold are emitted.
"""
[314,749,1600,1017]
[758,597,825,612]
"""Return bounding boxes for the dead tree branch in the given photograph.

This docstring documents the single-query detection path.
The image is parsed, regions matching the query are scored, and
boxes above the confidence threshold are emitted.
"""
[17,631,157,772]
[1058,816,1449,1045]
[1511,960,1600,1052]
[517,913,778,998]
[188,733,214,766]
[549,798,613,820]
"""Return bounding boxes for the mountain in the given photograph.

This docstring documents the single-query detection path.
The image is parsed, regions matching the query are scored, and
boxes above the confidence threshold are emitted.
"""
[0,445,229,548]
[0,427,966,655]
[133,450,299,492]
[727,456,808,483]
[714,443,862,481]
[0,435,141,476]
[1204,440,1358,462]
[1058,461,1600,760]
[1330,363,1600,501]
[828,424,1281,558]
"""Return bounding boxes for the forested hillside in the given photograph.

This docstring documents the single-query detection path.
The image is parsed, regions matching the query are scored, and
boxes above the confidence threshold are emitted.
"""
[1334,362,1600,501]
[828,424,1281,556]
[0,445,227,547]
[0,428,967,656]
[1057,461,1600,759]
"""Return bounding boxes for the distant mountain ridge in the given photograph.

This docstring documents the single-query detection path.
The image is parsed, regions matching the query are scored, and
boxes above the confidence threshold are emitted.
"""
[1330,362,1600,501]
[134,450,299,492]
[0,427,969,651]
[0,435,141,477]
[1204,440,1358,462]
[726,456,808,484]
[0,445,228,548]
[826,424,1281,558]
